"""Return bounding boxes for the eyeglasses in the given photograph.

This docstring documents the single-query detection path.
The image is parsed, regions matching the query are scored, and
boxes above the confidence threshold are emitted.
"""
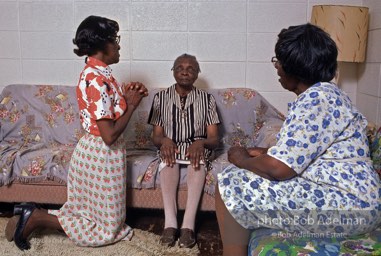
[271,56,279,66]
[109,35,121,45]
[171,66,200,75]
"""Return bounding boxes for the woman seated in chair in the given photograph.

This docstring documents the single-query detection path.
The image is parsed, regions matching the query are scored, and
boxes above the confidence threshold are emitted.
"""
[215,23,381,256]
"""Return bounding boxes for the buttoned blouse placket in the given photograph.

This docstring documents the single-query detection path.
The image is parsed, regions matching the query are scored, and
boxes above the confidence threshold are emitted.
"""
[173,88,198,119]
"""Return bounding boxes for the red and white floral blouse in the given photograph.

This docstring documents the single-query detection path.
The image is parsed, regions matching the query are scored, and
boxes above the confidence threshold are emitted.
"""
[76,57,127,136]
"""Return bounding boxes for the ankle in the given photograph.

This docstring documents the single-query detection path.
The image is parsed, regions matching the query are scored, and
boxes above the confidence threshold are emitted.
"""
[180,224,194,230]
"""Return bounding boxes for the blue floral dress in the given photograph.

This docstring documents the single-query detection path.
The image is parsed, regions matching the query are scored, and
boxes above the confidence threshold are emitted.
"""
[218,82,381,236]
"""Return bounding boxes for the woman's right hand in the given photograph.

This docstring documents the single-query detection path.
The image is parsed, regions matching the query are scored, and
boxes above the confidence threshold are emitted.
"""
[160,137,179,167]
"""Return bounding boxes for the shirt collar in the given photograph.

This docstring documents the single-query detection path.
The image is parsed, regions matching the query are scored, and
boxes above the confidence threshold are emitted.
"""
[86,57,113,80]
[170,84,198,109]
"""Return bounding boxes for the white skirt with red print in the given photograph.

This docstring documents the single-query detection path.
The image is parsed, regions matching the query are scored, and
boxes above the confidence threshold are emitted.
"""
[49,133,133,247]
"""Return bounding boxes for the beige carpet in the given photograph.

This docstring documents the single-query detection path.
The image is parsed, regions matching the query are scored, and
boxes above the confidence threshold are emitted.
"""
[0,218,200,256]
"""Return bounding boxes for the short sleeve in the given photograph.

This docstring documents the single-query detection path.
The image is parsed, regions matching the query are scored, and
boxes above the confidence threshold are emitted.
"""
[148,93,163,126]
[206,94,220,126]
[267,89,347,174]
[87,76,114,120]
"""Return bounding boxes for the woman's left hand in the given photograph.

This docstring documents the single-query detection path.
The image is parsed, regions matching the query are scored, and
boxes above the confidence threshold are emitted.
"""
[186,140,205,169]
[228,146,251,166]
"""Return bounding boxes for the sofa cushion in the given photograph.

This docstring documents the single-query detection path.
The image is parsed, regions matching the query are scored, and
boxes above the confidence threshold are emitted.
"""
[208,88,284,150]
[0,141,75,185]
[0,84,83,144]
[125,149,159,188]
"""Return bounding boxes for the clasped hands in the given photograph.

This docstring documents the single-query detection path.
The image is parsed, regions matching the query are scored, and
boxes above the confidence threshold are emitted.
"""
[160,138,205,169]
[124,82,148,109]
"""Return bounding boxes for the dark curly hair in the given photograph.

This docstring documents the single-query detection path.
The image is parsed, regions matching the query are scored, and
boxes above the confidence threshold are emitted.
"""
[275,23,337,85]
[73,15,119,57]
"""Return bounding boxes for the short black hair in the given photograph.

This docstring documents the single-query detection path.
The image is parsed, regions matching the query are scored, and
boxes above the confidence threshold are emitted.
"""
[73,15,119,57]
[173,53,201,73]
[275,23,337,85]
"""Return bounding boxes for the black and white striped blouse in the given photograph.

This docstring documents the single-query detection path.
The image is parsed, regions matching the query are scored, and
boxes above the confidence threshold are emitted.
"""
[148,84,220,161]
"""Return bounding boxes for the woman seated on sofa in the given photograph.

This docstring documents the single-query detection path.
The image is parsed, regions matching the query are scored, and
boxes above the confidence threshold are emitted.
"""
[215,23,381,256]
[148,53,220,248]
[5,15,148,251]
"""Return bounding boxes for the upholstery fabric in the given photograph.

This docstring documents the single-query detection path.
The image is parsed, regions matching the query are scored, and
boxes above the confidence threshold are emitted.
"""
[0,84,284,196]
[248,227,381,256]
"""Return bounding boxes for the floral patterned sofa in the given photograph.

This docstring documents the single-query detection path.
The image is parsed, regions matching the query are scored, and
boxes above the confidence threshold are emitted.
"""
[0,84,284,211]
